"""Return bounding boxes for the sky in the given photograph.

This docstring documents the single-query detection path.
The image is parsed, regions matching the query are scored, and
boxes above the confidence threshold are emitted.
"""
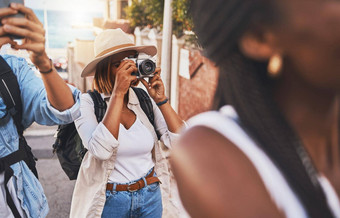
[25,0,104,12]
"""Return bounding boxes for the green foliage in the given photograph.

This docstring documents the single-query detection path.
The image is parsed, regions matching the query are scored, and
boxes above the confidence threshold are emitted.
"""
[172,0,193,38]
[125,0,164,29]
[125,0,194,39]
[125,0,151,28]
[145,0,164,28]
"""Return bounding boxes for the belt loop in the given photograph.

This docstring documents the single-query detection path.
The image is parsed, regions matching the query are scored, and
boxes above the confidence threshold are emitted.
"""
[142,177,147,187]
[113,183,117,192]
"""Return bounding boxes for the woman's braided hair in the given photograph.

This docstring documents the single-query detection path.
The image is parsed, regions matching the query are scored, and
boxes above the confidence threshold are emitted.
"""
[190,0,334,217]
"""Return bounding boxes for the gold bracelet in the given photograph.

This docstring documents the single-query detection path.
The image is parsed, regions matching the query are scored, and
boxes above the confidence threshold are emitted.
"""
[39,59,53,74]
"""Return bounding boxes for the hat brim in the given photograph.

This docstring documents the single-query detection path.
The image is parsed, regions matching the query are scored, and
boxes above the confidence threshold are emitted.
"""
[81,45,157,77]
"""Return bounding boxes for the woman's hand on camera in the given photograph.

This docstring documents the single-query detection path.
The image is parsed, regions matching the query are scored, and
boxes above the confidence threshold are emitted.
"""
[113,60,138,97]
[2,3,51,72]
[140,67,167,103]
[0,7,18,48]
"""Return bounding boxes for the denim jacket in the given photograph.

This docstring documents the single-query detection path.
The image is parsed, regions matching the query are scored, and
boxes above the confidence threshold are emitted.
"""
[0,55,81,218]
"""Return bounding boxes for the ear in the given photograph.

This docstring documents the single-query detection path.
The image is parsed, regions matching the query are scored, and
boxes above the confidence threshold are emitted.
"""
[239,31,279,61]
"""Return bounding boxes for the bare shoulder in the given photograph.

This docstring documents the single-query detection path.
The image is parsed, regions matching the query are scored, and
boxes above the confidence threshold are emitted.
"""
[171,126,283,218]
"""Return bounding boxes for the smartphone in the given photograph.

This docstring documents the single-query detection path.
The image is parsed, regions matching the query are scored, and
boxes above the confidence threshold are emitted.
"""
[0,0,25,39]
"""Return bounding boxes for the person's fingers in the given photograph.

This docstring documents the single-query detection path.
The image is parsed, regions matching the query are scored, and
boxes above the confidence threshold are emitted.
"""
[10,3,41,24]
[154,67,161,76]
[149,76,156,83]
[125,63,136,71]
[125,65,138,77]
[13,43,44,54]
[117,62,137,75]
[154,73,161,80]
[149,73,160,83]
[117,60,135,71]
[149,80,162,88]
[150,80,162,88]
[116,60,128,71]
[3,24,45,42]
[0,7,18,18]
[129,75,138,81]
[0,27,7,37]
[0,37,15,46]
[9,39,17,46]
[2,17,45,34]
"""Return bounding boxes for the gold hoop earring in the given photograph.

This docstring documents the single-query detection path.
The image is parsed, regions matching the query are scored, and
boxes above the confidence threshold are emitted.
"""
[267,54,283,77]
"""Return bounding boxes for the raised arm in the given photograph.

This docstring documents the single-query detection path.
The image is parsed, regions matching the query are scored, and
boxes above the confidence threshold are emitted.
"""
[140,67,184,133]
[2,3,74,111]
[102,59,138,139]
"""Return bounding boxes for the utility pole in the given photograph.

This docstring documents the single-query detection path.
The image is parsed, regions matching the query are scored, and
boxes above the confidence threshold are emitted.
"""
[161,0,173,98]
[104,0,110,20]
[43,0,49,49]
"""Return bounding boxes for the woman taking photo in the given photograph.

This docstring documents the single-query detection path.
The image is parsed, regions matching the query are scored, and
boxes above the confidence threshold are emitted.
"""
[70,28,184,218]
[171,0,340,217]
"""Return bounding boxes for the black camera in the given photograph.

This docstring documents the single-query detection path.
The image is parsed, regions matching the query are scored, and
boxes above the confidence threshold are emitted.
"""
[128,57,156,78]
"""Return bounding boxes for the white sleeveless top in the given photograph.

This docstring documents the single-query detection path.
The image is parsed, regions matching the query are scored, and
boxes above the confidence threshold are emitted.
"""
[108,117,155,183]
[187,105,340,218]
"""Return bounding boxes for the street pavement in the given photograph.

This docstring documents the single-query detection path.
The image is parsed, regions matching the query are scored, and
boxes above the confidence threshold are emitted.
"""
[24,123,75,218]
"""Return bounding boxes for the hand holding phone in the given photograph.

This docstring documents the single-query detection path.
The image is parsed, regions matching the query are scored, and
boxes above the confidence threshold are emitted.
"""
[0,0,25,39]
[1,3,51,72]
[0,7,18,47]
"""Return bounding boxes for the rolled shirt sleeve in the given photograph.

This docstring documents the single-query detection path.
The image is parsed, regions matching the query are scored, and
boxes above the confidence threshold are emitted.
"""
[75,94,119,160]
[2,55,81,129]
[45,84,81,124]
[151,100,187,149]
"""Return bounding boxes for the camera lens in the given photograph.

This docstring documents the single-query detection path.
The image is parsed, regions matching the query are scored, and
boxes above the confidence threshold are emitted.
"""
[145,62,153,72]
[139,59,156,75]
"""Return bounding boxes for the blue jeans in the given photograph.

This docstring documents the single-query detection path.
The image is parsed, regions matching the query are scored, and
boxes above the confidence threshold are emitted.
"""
[101,169,162,218]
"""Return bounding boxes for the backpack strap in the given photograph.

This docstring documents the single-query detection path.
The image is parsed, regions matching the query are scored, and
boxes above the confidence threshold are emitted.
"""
[0,56,24,135]
[0,62,35,177]
[87,89,107,122]
[87,88,160,139]
[131,87,160,140]
[0,57,38,178]
[0,56,24,218]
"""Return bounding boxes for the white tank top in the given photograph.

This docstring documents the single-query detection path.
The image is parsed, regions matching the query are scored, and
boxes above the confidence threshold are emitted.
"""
[187,105,340,218]
[108,117,155,183]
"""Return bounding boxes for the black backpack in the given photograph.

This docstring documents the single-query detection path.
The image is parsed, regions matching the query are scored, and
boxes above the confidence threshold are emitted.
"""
[0,56,38,218]
[52,87,159,180]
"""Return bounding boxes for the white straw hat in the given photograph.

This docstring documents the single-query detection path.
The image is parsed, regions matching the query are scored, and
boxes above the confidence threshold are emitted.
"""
[81,28,157,77]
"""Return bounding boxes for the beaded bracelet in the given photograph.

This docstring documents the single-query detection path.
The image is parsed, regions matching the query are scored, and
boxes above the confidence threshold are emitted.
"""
[39,59,54,74]
[156,97,168,106]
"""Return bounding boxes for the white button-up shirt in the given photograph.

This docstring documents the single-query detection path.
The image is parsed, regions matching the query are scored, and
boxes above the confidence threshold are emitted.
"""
[70,87,180,218]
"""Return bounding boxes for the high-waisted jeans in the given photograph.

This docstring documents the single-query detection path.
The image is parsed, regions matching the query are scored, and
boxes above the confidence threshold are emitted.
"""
[101,168,162,218]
